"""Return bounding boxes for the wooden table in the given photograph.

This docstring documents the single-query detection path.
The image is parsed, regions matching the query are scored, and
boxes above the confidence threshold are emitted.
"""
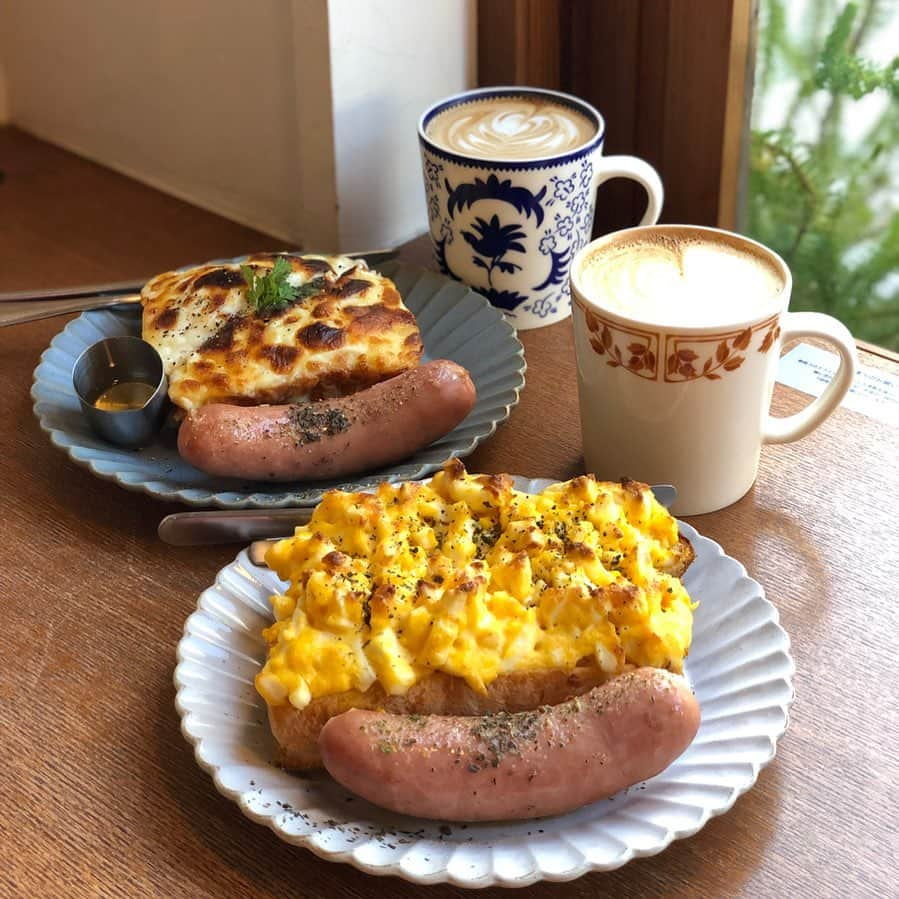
[1,127,897,898]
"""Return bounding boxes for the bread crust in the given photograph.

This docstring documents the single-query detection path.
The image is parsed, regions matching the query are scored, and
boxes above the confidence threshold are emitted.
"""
[269,666,622,769]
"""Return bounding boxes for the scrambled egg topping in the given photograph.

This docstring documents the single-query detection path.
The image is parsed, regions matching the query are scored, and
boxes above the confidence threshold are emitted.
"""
[256,461,696,710]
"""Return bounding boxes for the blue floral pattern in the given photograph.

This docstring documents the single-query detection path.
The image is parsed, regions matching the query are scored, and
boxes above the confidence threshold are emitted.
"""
[482,287,531,311]
[556,214,574,239]
[552,175,575,201]
[529,294,557,319]
[424,158,443,188]
[463,215,527,287]
[421,146,600,321]
[570,192,587,217]
[446,174,546,224]
[427,194,440,224]
[579,160,594,190]
[533,243,573,291]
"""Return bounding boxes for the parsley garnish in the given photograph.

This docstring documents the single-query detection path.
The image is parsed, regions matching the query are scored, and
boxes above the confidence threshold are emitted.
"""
[241,256,325,314]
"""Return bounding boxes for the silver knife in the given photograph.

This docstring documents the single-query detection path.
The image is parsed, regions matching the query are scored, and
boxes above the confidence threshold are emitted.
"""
[0,248,398,327]
[158,507,317,546]
[157,484,678,548]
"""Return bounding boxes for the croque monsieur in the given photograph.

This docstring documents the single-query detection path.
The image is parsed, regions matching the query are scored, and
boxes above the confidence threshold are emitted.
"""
[141,253,422,411]
[256,460,696,768]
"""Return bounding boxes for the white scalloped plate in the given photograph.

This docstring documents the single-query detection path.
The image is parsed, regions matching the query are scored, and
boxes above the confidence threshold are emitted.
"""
[174,477,794,888]
[31,260,525,508]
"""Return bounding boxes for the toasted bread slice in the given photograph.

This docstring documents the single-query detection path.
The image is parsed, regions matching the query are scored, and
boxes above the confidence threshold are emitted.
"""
[266,529,695,769]
[667,532,695,577]
[141,254,422,412]
[260,460,695,769]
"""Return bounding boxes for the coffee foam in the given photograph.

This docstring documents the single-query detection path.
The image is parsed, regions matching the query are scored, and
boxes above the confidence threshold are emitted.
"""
[578,230,786,327]
[426,96,596,160]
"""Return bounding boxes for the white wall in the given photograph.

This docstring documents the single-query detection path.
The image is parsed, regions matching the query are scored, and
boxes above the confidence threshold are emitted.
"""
[0,0,312,242]
[328,0,476,249]
[290,0,340,249]
[0,0,476,249]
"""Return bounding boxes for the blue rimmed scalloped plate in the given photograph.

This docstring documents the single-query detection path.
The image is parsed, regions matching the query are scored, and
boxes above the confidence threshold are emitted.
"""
[30,261,526,508]
[174,478,794,888]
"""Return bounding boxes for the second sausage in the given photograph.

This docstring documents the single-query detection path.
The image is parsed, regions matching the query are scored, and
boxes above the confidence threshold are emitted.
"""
[177,359,476,480]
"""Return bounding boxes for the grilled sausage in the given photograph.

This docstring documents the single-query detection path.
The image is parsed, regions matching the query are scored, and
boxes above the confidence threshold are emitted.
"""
[177,360,476,481]
[318,668,700,821]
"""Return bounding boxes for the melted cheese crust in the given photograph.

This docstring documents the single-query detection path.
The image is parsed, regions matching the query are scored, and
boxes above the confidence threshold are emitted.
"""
[257,460,696,710]
[140,253,422,411]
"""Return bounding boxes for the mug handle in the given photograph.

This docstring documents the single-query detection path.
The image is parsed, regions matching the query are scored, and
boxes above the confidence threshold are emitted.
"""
[596,156,664,226]
[762,311,858,444]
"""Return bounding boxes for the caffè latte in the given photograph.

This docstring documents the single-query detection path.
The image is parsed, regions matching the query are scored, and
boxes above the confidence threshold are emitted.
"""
[426,95,597,160]
[576,228,786,327]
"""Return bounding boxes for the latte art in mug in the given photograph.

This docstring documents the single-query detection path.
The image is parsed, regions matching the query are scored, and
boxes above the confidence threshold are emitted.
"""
[419,87,663,329]
[571,224,857,515]
[426,96,597,160]
[578,231,786,327]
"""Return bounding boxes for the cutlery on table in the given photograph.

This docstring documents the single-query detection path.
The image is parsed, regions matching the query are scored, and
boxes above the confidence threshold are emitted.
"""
[0,248,398,327]
[158,507,316,546]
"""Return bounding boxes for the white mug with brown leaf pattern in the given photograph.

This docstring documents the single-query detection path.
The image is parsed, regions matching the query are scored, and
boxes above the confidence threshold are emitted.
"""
[570,225,857,515]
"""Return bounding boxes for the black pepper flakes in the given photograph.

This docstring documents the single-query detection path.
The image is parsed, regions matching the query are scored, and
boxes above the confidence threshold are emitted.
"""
[285,404,350,447]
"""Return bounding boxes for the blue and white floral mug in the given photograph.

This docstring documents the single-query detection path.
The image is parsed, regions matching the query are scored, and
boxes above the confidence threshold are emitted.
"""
[418,86,664,330]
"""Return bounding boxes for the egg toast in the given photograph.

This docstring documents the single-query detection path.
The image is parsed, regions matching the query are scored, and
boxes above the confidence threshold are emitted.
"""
[140,253,422,411]
[257,460,696,769]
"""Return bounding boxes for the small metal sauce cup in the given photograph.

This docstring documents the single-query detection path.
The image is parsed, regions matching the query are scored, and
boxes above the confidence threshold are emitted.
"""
[72,336,168,448]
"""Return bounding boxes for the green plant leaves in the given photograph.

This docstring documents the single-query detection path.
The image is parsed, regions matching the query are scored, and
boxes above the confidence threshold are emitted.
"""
[748,0,899,349]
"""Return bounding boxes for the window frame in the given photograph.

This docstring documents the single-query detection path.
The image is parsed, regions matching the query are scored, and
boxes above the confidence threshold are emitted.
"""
[477,0,757,235]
